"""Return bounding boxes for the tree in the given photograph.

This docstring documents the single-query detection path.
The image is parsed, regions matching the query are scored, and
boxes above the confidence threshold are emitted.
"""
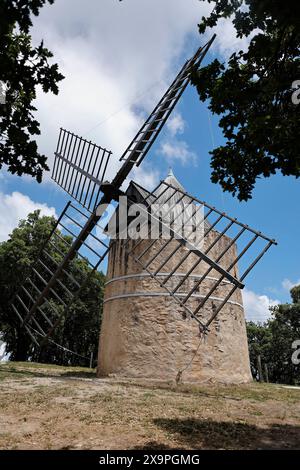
[0,0,64,182]
[268,294,300,384]
[192,0,300,200]
[291,285,300,304]
[0,211,56,361]
[246,321,272,380]
[246,286,300,384]
[0,211,105,366]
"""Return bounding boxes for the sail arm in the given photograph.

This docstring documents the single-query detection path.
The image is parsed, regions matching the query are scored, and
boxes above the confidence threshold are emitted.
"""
[119,35,216,167]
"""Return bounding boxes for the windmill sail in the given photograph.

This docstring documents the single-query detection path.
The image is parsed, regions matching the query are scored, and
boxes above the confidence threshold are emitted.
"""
[119,35,216,167]
[117,177,276,332]
[10,201,112,345]
[52,129,112,211]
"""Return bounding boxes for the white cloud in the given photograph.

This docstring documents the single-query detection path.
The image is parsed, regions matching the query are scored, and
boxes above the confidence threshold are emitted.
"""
[282,278,300,292]
[167,112,185,136]
[160,111,197,166]
[27,0,216,192]
[132,165,160,191]
[10,1,253,194]
[0,192,57,242]
[210,18,260,60]
[160,140,197,166]
[242,288,280,324]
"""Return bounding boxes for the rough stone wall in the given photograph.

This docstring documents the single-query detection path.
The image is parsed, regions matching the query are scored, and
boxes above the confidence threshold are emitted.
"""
[97,231,252,384]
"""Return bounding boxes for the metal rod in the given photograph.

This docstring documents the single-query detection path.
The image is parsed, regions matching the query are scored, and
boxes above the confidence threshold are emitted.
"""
[92,150,112,210]
[8,201,71,312]
[52,128,62,179]
[60,132,74,187]
[75,141,92,200]
[48,238,94,270]
[31,267,67,308]
[11,304,40,346]
[227,234,259,273]
[160,207,214,285]
[26,278,61,320]
[57,130,70,185]
[66,136,83,194]
[83,146,101,208]
[202,242,272,328]
[62,132,77,191]
[87,148,106,210]
[132,198,243,288]
[205,285,238,329]
[64,212,109,249]
[113,36,216,185]
[135,191,188,265]
[53,129,67,182]
[42,249,81,289]
[136,193,196,269]
[143,238,172,269]
[170,220,234,296]
[22,206,103,325]
[153,201,202,276]
[165,182,277,245]
[132,254,205,328]
[79,143,97,203]
[37,259,73,299]
[71,139,87,196]
[192,233,259,316]
[120,39,216,167]
[16,295,46,336]
[240,241,273,282]
[124,185,178,256]
[40,257,102,344]
[182,227,247,306]
[20,285,54,327]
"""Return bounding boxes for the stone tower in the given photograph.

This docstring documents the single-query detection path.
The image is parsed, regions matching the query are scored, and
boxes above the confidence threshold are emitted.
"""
[97,171,252,384]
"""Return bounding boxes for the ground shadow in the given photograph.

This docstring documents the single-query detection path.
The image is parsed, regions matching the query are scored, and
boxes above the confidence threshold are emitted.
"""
[0,366,54,379]
[133,441,175,450]
[60,370,96,379]
[153,417,300,450]
[0,365,96,380]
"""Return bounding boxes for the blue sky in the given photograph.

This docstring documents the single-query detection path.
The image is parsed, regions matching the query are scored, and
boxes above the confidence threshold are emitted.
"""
[0,0,299,323]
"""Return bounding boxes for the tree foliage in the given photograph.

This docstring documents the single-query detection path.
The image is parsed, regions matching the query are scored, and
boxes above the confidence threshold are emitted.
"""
[0,0,64,181]
[0,211,105,366]
[193,0,300,200]
[247,288,300,384]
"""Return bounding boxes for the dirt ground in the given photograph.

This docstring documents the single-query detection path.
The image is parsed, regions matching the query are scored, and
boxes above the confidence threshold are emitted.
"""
[0,362,299,450]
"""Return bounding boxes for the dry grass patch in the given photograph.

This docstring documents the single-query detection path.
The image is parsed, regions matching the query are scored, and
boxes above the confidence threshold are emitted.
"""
[0,362,299,450]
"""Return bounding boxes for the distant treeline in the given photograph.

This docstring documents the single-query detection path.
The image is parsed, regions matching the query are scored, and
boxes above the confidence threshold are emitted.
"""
[247,285,300,385]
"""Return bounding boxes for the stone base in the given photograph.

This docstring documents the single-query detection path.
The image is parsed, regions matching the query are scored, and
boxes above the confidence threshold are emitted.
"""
[97,296,252,385]
[97,236,252,385]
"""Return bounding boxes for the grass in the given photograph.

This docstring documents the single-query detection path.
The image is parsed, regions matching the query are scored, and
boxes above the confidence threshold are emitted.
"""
[0,361,299,450]
[0,362,96,384]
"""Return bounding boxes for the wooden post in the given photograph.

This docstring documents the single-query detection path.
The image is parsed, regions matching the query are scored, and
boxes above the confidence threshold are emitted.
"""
[264,363,269,383]
[89,352,94,369]
[257,355,264,382]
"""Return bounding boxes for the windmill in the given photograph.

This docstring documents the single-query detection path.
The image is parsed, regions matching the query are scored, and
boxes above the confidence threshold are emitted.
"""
[10,36,277,383]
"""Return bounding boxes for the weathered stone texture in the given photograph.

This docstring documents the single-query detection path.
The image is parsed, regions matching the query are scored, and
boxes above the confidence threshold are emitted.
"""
[97,232,252,384]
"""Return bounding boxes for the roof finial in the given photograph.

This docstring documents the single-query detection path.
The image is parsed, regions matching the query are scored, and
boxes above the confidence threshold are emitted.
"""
[168,167,174,177]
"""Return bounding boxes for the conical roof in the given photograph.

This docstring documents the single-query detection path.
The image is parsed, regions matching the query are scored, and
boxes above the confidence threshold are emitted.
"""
[154,168,186,204]
[105,169,205,246]
[153,168,194,223]
[153,169,206,247]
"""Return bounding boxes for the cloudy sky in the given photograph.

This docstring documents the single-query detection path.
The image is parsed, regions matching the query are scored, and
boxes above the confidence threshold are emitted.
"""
[1,0,299,324]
